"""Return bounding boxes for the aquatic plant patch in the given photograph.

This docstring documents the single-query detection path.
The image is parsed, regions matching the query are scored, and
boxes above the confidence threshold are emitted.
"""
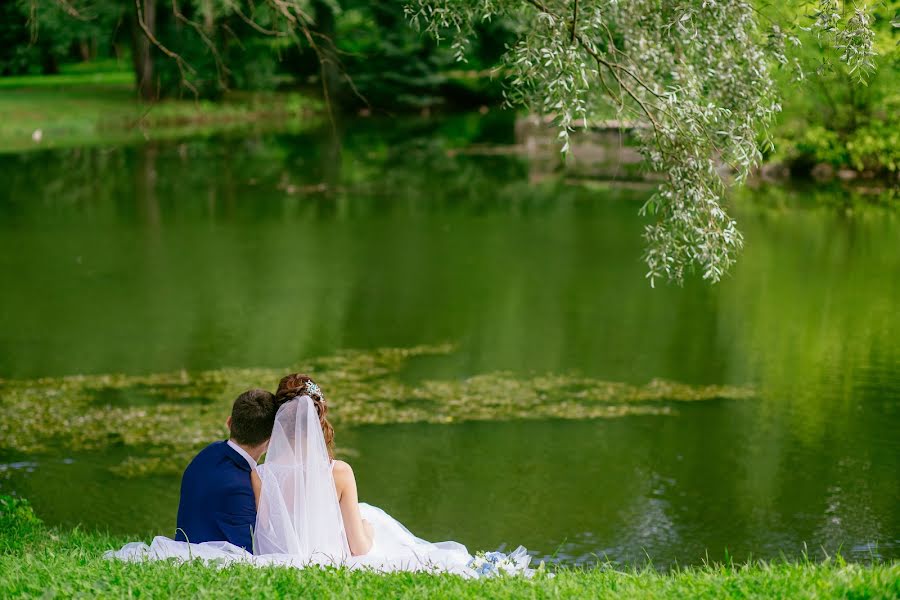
[0,345,754,476]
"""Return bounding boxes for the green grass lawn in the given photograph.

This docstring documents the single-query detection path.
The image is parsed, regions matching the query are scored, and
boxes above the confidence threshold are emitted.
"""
[2,496,897,599]
[0,67,323,153]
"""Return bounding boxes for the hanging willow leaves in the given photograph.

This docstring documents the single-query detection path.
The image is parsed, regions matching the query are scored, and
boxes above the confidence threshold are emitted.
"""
[406,0,879,285]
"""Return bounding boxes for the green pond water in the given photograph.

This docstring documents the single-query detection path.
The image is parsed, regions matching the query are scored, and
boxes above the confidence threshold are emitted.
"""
[0,113,898,567]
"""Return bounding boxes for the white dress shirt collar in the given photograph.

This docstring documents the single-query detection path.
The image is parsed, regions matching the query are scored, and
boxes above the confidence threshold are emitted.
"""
[227,439,257,470]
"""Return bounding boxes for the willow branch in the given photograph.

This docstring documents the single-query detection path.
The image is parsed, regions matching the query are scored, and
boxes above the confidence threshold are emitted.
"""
[231,3,286,36]
[54,0,91,20]
[570,0,578,44]
[293,20,338,137]
[172,0,230,88]
[135,0,198,97]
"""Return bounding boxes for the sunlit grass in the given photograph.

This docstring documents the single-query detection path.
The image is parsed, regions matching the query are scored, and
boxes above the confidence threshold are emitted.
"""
[0,71,322,153]
[0,71,134,89]
[1,496,897,599]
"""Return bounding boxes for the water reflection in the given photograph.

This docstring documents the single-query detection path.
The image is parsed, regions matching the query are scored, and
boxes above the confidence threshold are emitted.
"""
[3,400,896,566]
[0,114,897,566]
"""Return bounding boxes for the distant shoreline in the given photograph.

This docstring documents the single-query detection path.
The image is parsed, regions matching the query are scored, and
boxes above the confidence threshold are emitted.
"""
[0,73,323,154]
[2,72,896,189]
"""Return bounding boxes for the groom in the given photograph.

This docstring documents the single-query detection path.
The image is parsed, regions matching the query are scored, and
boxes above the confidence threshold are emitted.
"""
[175,388,277,553]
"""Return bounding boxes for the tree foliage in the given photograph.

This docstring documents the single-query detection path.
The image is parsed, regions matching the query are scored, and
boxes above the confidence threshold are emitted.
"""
[0,0,124,75]
[406,0,884,285]
[4,1,508,107]
[770,1,899,174]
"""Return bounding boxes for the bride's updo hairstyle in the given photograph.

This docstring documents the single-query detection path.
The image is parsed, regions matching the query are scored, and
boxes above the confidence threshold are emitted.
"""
[275,373,335,459]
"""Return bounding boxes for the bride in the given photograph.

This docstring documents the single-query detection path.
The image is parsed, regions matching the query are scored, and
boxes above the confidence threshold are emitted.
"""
[107,374,530,577]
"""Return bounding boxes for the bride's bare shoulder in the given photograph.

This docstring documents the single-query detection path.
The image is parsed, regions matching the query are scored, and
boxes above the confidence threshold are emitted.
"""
[332,459,354,478]
[331,460,357,499]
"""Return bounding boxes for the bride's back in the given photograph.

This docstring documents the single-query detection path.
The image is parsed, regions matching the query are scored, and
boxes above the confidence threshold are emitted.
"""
[255,396,350,559]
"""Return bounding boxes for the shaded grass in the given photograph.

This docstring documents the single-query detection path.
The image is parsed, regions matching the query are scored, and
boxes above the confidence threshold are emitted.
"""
[0,71,322,153]
[1,496,897,599]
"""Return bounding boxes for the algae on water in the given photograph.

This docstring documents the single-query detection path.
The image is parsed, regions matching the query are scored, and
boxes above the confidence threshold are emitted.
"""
[0,345,754,476]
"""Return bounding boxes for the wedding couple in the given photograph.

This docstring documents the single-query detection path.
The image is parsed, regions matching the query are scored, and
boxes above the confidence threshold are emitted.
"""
[108,374,530,577]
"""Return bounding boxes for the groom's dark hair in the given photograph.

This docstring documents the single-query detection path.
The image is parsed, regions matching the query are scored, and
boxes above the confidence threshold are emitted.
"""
[229,389,277,446]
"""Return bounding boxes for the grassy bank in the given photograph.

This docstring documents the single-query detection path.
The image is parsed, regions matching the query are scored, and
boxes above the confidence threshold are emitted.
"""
[1,497,897,599]
[0,70,322,153]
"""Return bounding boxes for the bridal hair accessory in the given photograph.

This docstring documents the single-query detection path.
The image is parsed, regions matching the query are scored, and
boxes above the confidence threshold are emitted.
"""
[303,381,322,399]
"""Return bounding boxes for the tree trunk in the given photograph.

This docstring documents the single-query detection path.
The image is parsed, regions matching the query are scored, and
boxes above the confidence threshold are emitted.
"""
[78,39,90,62]
[131,0,157,100]
[313,0,346,108]
[40,51,59,75]
[201,0,214,32]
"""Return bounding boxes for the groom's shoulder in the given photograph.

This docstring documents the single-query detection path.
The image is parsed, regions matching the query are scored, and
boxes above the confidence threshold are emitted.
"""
[182,441,249,484]
[194,440,228,459]
[185,440,230,469]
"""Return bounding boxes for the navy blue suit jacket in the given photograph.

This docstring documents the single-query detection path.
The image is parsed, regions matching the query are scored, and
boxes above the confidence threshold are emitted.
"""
[175,441,256,552]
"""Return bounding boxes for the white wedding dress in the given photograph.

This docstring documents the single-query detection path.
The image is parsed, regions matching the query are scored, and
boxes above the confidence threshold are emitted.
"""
[107,396,531,578]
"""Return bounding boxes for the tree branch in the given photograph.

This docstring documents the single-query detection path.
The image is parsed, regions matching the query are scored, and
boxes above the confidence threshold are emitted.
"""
[134,0,199,98]
[171,0,230,90]
[570,0,578,44]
